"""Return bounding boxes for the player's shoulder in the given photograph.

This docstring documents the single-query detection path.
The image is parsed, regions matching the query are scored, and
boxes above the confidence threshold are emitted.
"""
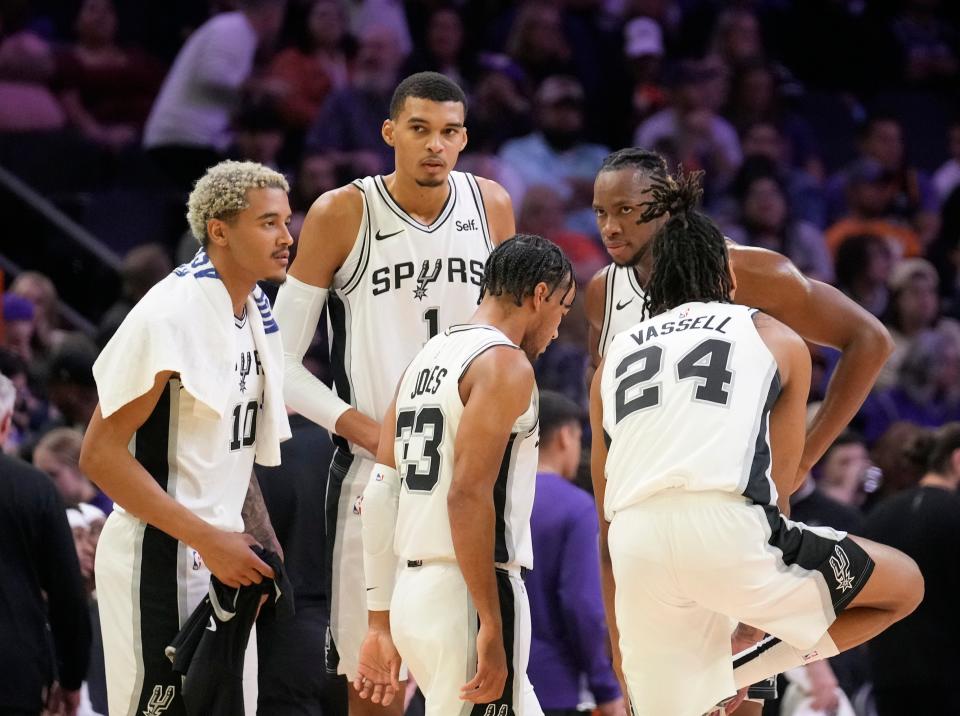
[471,175,513,211]
[584,264,613,315]
[751,309,805,352]
[304,182,365,223]
[469,342,534,388]
[729,243,798,282]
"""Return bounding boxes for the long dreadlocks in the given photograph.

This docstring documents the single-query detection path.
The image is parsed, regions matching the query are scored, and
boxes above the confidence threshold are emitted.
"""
[640,168,734,317]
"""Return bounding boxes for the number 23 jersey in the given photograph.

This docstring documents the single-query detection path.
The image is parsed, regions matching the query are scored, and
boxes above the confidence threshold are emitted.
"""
[392,325,539,570]
[329,171,494,457]
[600,301,781,520]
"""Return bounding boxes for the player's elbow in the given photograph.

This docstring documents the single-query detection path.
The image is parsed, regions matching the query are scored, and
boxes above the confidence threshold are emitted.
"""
[860,316,895,361]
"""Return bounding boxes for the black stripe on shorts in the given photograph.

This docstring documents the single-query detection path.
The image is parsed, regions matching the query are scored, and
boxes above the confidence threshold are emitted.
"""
[471,569,517,716]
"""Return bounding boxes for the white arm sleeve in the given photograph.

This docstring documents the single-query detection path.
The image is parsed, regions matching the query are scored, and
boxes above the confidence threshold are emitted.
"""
[361,463,401,610]
[273,274,352,432]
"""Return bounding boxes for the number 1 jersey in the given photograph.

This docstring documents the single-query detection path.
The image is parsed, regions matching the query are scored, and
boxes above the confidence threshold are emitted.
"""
[600,301,781,520]
[328,172,494,457]
[392,325,539,570]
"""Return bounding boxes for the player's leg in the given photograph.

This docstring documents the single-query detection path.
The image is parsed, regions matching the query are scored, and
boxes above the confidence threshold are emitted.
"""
[97,512,186,716]
[607,504,737,715]
[390,563,473,716]
[726,510,922,689]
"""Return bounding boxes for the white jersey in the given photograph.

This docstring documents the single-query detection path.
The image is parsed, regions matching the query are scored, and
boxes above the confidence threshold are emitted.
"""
[600,301,780,520]
[597,264,648,358]
[117,311,262,531]
[393,324,539,569]
[329,171,494,457]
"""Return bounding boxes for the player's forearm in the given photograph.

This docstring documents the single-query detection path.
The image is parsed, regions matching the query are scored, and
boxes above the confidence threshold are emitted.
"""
[449,488,501,628]
[802,322,893,473]
[242,471,281,557]
[81,444,215,547]
[598,533,625,693]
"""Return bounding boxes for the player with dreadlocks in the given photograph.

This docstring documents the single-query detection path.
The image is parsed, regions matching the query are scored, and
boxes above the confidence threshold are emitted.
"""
[586,150,894,712]
[589,173,922,716]
[350,234,573,716]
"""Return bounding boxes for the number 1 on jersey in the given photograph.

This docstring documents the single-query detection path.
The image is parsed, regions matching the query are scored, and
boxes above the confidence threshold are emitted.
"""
[423,307,439,340]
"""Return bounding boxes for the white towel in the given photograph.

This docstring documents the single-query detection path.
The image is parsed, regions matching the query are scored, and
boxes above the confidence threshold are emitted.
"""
[93,251,291,466]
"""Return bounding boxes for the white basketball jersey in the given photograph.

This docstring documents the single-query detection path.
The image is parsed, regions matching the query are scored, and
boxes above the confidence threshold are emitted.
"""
[392,325,539,569]
[119,312,263,531]
[597,264,648,358]
[328,171,494,457]
[600,301,780,520]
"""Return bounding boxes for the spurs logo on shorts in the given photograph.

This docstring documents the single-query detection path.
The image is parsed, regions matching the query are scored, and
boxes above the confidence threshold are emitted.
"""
[483,705,508,716]
[829,545,855,592]
[142,685,175,715]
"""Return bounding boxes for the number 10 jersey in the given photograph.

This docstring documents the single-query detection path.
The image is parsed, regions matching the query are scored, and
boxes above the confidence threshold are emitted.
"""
[328,172,494,458]
[600,301,781,520]
[392,324,539,570]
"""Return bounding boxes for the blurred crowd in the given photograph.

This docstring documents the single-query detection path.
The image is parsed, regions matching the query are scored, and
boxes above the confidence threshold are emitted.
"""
[2,0,960,714]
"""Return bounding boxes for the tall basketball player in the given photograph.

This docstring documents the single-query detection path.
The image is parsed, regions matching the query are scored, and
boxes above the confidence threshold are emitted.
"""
[273,72,515,715]
[591,173,922,716]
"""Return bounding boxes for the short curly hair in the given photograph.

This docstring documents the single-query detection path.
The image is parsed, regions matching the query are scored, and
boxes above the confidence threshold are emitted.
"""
[186,160,290,247]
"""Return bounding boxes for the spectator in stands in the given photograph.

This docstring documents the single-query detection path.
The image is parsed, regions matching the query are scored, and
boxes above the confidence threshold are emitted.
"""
[890,0,959,88]
[858,325,960,444]
[231,101,286,169]
[304,23,406,176]
[933,117,960,201]
[527,391,624,716]
[500,75,609,237]
[0,348,51,457]
[723,157,833,282]
[0,368,14,455]
[2,293,37,364]
[738,120,826,227]
[143,0,287,190]
[288,150,339,239]
[709,7,764,73]
[634,58,742,196]
[869,421,927,501]
[825,157,923,259]
[862,422,960,716]
[0,373,91,716]
[10,271,68,360]
[43,338,100,434]
[623,17,667,124]
[0,3,65,132]
[517,184,607,280]
[827,115,939,246]
[877,258,960,388]
[263,0,350,132]
[930,186,960,320]
[56,0,165,152]
[464,53,532,152]
[401,5,471,90]
[505,1,574,86]
[97,243,173,348]
[34,427,112,514]
[833,233,894,317]
[813,431,875,510]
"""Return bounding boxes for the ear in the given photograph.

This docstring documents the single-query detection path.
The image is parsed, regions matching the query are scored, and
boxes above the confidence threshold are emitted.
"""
[459,125,468,153]
[382,119,395,148]
[206,218,228,248]
[532,281,549,309]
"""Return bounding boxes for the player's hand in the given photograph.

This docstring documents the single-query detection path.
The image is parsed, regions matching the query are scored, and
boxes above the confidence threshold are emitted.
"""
[460,622,507,704]
[353,627,401,705]
[806,660,840,712]
[723,686,749,715]
[195,530,274,588]
[44,682,80,716]
[598,696,628,716]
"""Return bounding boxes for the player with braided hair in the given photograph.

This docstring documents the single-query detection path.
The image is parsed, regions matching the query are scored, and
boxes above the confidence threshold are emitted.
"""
[351,234,574,716]
[589,176,922,716]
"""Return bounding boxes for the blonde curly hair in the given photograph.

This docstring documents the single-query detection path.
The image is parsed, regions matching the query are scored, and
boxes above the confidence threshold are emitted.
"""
[186,161,290,247]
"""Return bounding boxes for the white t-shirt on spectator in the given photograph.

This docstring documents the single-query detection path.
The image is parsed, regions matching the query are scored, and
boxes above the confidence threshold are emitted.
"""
[143,12,258,151]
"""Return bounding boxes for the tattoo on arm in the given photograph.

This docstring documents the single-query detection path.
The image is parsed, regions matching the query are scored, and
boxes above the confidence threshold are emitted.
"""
[242,471,282,559]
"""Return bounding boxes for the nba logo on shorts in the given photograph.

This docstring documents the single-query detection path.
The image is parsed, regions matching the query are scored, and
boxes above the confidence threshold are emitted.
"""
[191,550,203,571]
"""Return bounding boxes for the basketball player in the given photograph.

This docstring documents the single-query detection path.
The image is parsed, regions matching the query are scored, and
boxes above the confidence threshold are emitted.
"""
[586,148,892,479]
[353,235,575,715]
[273,71,515,715]
[590,173,923,716]
[80,161,293,716]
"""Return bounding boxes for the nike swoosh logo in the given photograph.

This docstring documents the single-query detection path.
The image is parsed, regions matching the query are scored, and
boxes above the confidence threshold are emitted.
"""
[616,298,634,310]
[366,587,376,591]
[206,616,217,632]
[375,229,403,241]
